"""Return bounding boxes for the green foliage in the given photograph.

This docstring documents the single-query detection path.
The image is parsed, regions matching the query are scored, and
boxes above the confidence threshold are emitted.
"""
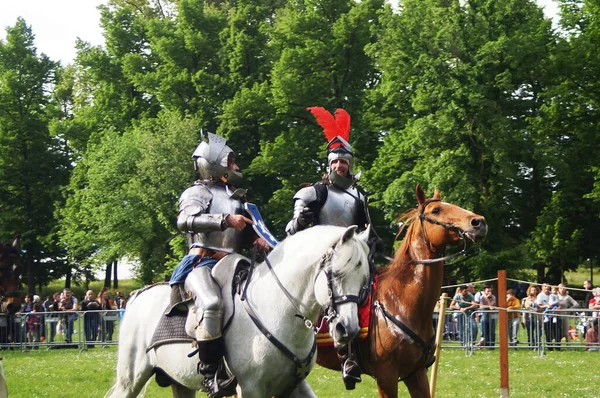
[3,0,600,288]
[0,18,71,291]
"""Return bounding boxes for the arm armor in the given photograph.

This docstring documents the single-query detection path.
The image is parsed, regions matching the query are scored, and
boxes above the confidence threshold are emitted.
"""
[285,186,317,235]
[177,213,228,234]
[176,183,228,234]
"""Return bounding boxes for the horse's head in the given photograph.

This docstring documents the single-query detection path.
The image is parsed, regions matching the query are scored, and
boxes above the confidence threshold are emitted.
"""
[314,226,370,346]
[0,236,22,315]
[414,184,487,248]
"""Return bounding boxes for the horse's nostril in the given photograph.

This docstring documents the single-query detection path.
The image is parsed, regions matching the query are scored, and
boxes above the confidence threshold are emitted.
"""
[335,322,347,338]
[471,218,481,227]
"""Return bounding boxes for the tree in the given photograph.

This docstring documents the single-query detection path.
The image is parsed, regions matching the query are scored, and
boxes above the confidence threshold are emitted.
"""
[0,18,71,292]
[365,0,554,280]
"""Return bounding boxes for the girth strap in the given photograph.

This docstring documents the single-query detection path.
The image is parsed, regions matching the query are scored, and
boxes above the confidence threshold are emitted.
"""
[374,301,436,380]
[241,298,317,382]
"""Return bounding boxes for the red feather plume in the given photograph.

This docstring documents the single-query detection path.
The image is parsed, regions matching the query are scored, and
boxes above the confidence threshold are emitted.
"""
[307,107,351,144]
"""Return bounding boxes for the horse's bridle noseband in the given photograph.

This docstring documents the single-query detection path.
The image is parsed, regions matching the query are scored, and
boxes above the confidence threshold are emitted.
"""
[413,198,480,265]
[319,247,361,328]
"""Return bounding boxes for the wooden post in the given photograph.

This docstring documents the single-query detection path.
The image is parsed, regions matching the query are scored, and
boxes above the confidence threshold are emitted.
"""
[498,270,509,397]
[429,293,448,397]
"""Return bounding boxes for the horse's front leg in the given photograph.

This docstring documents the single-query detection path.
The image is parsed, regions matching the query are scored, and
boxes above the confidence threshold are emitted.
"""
[277,379,317,398]
[402,369,431,398]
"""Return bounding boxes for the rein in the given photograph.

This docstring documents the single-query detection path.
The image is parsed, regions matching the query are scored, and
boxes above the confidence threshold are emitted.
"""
[412,199,481,265]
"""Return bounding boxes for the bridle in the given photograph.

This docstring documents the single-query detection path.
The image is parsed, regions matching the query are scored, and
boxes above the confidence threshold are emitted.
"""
[240,243,363,383]
[412,198,481,265]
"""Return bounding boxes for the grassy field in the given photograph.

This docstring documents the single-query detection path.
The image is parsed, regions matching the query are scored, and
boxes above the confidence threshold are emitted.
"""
[1,347,598,397]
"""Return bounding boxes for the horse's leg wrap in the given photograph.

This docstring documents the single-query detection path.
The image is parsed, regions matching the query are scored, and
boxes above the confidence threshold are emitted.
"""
[336,341,362,390]
[197,337,237,398]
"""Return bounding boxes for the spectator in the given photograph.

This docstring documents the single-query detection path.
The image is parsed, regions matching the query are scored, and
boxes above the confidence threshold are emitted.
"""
[450,285,478,347]
[583,280,595,337]
[115,291,123,309]
[59,288,78,344]
[467,283,479,343]
[583,280,594,309]
[589,287,600,323]
[26,303,42,348]
[536,283,556,351]
[81,290,101,348]
[557,283,579,343]
[506,289,521,346]
[21,294,34,313]
[42,296,54,312]
[98,291,115,342]
[45,293,61,344]
[545,286,562,350]
[522,285,541,349]
[478,285,497,347]
[585,318,599,351]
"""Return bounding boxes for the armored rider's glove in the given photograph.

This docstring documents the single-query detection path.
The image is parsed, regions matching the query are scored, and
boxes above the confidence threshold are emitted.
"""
[297,207,314,228]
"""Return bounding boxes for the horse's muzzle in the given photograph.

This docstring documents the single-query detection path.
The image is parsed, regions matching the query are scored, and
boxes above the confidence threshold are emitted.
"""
[330,316,359,346]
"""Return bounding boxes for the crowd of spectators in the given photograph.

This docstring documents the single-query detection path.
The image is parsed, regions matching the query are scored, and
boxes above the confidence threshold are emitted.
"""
[442,280,600,351]
[0,288,127,348]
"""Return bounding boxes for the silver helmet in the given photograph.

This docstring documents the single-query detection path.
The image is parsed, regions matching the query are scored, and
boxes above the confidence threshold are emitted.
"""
[193,132,243,185]
[326,136,354,189]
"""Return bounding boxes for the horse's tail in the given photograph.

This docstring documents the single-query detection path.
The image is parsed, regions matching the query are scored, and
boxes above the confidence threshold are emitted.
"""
[0,357,7,398]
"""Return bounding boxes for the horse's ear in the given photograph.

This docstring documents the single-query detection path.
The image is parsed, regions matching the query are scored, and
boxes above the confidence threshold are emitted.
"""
[416,184,426,206]
[340,225,358,245]
[433,188,441,200]
[357,225,371,244]
[12,235,21,251]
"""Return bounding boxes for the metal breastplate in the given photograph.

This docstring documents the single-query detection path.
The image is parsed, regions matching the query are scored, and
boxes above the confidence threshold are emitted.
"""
[317,185,361,227]
[185,184,245,253]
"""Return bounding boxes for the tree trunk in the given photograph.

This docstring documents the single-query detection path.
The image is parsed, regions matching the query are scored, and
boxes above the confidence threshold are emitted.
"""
[65,266,72,289]
[104,262,112,288]
[26,247,35,295]
[113,260,119,289]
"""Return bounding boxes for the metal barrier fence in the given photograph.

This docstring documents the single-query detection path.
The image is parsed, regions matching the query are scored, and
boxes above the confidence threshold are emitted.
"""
[2,308,597,353]
[435,308,598,355]
[0,310,123,351]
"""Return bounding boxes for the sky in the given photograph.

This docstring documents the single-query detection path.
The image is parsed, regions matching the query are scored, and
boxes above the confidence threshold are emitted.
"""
[1,0,560,64]
[0,0,107,64]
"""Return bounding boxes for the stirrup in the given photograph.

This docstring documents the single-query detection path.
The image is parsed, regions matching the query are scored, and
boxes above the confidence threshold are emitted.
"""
[204,372,237,398]
[342,358,361,390]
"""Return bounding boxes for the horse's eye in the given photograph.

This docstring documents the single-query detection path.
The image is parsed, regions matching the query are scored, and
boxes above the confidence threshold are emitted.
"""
[431,207,441,215]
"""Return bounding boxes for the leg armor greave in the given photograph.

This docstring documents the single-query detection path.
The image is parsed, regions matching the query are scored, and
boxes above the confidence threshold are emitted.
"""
[185,266,224,341]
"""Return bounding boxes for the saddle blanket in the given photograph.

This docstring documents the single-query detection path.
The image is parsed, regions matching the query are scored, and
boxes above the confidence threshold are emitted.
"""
[147,307,194,352]
[316,275,377,347]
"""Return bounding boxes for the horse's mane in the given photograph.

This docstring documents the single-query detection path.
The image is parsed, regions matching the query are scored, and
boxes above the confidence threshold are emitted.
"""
[272,226,368,278]
[379,207,420,279]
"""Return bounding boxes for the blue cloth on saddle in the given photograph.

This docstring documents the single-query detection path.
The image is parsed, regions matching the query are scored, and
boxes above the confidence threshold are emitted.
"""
[169,254,218,286]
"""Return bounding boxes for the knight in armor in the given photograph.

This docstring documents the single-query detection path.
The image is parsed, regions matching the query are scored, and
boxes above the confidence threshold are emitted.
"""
[169,132,269,398]
[286,106,380,390]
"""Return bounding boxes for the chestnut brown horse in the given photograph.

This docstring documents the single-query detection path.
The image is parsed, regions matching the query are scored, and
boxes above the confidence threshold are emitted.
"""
[316,185,487,398]
[0,236,22,315]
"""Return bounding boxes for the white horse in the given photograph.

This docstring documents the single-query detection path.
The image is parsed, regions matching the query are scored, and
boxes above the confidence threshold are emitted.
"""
[107,225,371,398]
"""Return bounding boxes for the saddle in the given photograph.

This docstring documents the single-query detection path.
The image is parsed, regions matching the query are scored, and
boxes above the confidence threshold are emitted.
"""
[147,255,251,352]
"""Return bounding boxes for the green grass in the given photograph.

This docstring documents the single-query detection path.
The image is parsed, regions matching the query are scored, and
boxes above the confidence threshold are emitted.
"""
[1,347,598,397]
